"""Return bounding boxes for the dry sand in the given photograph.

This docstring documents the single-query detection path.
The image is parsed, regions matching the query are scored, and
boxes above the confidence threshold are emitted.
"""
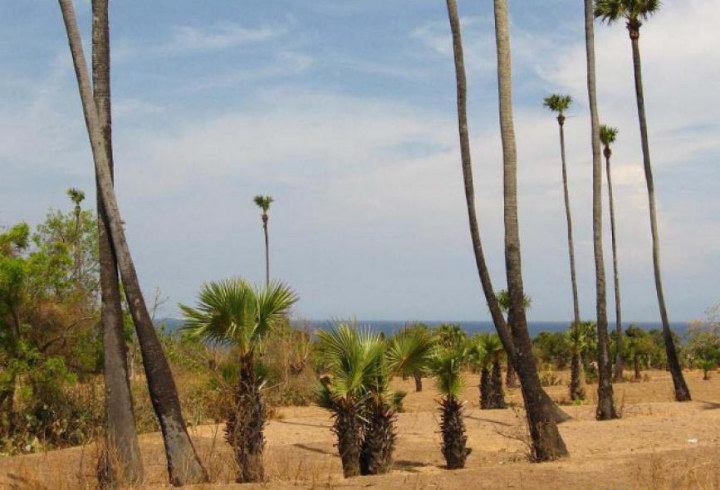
[3,369,720,489]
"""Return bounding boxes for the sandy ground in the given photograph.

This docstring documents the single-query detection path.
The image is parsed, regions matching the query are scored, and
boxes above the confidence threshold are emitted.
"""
[3,369,720,489]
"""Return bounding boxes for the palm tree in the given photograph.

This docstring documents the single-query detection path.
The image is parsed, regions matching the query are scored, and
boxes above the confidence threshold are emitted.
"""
[471,334,506,409]
[543,95,582,328]
[57,1,207,484]
[316,324,386,478]
[443,0,570,428]
[600,125,625,382]
[584,0,618,421]
[90,0,142,485]
[386,324,435,392]
[567,324,587,401]
[469,337,491,409]
[595,0,691,403]
[493,0,569,459]
[181,279,297,483]
[66,187,85,283]
[495,289,529,388]
[253,195,273,287]
[430,344,470,469]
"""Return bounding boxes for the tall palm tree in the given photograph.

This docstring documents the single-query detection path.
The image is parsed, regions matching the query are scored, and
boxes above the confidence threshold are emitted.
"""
[444,0,570,431]
[253,195,273,287]
[386,324,435,392]
[66,187,85,283]
[600,125,625,382]
[90,0,142,485]
[57,1,207,484]
[543,95,582,328]
[181,278,297,482]
[429,344,470,469]
[493,0,568,459]
[595,0,691,402]
[584,0,618,421]
[316,324,386,478]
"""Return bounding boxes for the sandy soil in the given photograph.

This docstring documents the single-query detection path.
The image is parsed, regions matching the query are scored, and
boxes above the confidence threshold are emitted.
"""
[3,369,720,489]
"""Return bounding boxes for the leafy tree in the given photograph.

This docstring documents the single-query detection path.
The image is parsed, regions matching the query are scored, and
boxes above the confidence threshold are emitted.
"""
[595,0,691,403]
[433,323,467,349]
[181,278,297,482]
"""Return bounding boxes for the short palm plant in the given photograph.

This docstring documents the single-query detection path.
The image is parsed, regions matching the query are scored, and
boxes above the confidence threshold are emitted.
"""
[180,278,298,483]
[386,324,435,392]
[470,334,506,409]
[429,344,470,469]
[316,324,387,478]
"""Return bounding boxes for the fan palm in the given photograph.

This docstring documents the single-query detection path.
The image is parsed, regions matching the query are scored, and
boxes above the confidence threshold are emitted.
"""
[386,324,435,392]
[600,125,625,382]
[595,0,691,403]
[315,324,388,477]
[253,195,273,287]
[429,344,470,469]
[543,95,581,328]
[181,278,298,483]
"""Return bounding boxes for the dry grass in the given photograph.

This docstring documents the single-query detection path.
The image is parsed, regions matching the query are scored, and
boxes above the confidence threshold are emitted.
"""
[3,369,720,489]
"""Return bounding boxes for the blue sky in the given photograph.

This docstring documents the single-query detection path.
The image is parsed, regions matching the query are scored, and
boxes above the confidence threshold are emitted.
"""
[1,0,718,322]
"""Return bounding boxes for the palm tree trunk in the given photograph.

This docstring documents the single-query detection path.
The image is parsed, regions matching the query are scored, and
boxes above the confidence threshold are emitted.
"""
[479,367,491,410]
[628,27,691,402]
[413,372,423,392]
[440,395,468,469]
[559,120,581,326]
[57,1,207,484]
[91,0,143,485]
[583,0,617,420]
[605,151,624,382]
[360,399,396,475]
[494,0,568,460]
[444,0,569,427]
[490,360,507,409]
[505,358,518,388]
[335,404,363,478]
[263,216,269,287]
[227,352,265,483]
[570,352,586,401]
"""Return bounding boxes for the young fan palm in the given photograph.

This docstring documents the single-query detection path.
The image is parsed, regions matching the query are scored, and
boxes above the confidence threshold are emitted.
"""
[595,0,691,403]
[567,324,588,401]
[468,337,491,409]
[253,195,273,287]
[430,345,470,469]
[181,278,298,483]
[316,324,387,478]
[471,335,506,409]
[600,125,624,382]
[386,324,435,392]
[543,95,581,328]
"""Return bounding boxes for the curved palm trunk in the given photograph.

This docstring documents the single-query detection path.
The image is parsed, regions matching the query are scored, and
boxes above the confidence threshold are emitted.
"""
[413,372,423,392]
[57,1,207,484]
[440,395,468,469]
[444,0,569,428]
[494,0,568,460]
[91,0,143,485]
[558,118,581,326]
[605,149,624,382]
[227,352,265,483]
[584,0,617,420]
[628,25,690,402]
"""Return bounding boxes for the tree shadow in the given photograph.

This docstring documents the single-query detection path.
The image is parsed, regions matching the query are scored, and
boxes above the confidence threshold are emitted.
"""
[293,443,336,456]
[465,414,514,427]
[394,460,428,473]
[275,419,331,429]
[696,399,720,410]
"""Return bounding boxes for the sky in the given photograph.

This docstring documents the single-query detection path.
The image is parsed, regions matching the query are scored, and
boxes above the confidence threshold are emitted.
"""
[1,0,718,323]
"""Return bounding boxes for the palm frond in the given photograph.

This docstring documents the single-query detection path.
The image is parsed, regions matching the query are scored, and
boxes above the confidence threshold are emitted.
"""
[429,345,467,397]
[543,94,572,114]
[386,326,435,376]
[253,195,274,212]
[600,125,619,147]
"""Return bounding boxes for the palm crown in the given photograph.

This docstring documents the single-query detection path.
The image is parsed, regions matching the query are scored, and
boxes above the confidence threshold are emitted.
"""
[543,94,572,116]
[386,325,435,377]
[594,0,661,29]
[600,125,619,148]
[253,195,273,213]
[429,344,467,398]
[180,278,297,356]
